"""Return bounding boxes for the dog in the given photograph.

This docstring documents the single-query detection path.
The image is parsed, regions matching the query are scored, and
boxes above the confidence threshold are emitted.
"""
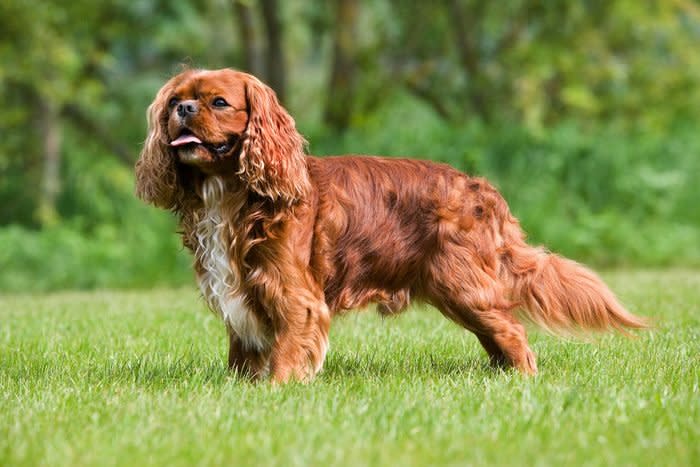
[135,68,647,382]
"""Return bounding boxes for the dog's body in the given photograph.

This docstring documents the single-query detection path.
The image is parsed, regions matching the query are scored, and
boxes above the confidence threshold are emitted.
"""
[135,69,646,382]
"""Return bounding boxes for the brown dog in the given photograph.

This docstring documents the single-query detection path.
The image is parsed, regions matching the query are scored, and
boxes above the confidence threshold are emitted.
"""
[135,68,647,382]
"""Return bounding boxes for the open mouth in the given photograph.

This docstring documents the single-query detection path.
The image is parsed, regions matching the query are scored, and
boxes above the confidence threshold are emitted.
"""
[170,129,238,162]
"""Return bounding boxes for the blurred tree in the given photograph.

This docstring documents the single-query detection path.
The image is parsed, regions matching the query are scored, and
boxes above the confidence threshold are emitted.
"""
[232,0,287,102]
[1,0,699,226]
[38,99,62,226]
[327,0,700,130]
[260,0,287,103]
[324,0,359,130]
[0,0,240,227]
[234,0,264,77]
[0,0,115,225]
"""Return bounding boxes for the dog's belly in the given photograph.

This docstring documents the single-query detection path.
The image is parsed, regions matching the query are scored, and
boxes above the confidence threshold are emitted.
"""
[195,177,269,351]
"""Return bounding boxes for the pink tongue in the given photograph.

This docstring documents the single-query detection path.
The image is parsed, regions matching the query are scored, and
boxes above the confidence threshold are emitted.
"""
[170,134,202,147]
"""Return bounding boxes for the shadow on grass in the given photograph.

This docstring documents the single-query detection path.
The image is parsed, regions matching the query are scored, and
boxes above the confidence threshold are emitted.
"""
[322,351,494,380]
[89,352,493,385]
[10,349,501,388]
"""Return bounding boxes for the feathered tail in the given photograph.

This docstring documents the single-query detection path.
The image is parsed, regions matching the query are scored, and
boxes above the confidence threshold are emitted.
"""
[504,243,648,335]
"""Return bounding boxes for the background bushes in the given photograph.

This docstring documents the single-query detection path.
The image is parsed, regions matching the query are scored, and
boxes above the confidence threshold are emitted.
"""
[1,1,699,291]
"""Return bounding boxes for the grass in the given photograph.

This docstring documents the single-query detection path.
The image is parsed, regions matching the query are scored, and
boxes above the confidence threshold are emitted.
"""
[1,270,698,466]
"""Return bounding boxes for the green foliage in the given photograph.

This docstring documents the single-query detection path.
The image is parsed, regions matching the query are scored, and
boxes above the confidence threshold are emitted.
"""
[1,1,699,290]
[1,271,698,465]
[1,108,698,292]
[0,218,191,292]
[480,123,700,265]
[351,0,700,128]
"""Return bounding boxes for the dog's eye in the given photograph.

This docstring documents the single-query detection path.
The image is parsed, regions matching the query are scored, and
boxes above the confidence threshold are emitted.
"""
[212,97,229,108]
[168,97,179,108]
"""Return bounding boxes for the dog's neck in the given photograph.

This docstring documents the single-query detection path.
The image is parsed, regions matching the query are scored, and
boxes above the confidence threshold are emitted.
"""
[199,176,227,209]
[194,171,245,204]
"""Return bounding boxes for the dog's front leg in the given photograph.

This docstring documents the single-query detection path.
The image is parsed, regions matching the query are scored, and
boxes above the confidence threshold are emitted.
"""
[267,294,331,383]
[227,330,270,380]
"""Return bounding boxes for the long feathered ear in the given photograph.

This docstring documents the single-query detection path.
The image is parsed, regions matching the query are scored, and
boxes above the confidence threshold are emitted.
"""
[239,77,310,203]
[135,79,183,210]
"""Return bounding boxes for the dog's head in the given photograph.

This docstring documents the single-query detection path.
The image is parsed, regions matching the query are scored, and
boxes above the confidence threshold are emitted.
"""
[135,68,309,209]
[166,69,249,168]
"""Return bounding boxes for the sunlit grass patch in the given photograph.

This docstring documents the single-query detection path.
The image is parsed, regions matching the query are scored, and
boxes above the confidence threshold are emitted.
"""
[1,271,698,466]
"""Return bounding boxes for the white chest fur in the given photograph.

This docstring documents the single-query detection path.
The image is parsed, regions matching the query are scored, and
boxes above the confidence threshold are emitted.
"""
[195,177,269,351]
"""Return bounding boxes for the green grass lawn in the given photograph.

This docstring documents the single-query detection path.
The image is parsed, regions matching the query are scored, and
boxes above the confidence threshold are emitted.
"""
[1,270,698,466]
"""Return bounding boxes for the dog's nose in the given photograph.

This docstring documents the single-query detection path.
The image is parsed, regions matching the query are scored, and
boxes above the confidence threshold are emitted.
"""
[177,100,198,118]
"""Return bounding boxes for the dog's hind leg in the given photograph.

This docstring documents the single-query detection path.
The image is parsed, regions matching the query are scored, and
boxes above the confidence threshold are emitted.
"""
[475,334,508,368]
[427,260,538,375]
[472,310,537,375]
[441,302,537,375]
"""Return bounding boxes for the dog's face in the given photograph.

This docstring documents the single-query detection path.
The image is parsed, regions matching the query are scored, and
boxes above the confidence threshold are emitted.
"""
[136,68,309,207]
[166,69,249,168]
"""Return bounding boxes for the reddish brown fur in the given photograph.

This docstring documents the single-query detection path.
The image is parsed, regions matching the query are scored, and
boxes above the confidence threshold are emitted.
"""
[135,68,647,382]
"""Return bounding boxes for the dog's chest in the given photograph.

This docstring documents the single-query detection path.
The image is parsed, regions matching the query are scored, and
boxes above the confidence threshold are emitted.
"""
[194,177,269,351]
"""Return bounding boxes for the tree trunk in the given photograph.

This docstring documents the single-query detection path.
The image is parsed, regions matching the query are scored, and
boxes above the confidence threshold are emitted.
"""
[324,0,359,131]
[260,0,286,103]
[37,99,61,226]
[233,0,264,77]
[446,0,491,123]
